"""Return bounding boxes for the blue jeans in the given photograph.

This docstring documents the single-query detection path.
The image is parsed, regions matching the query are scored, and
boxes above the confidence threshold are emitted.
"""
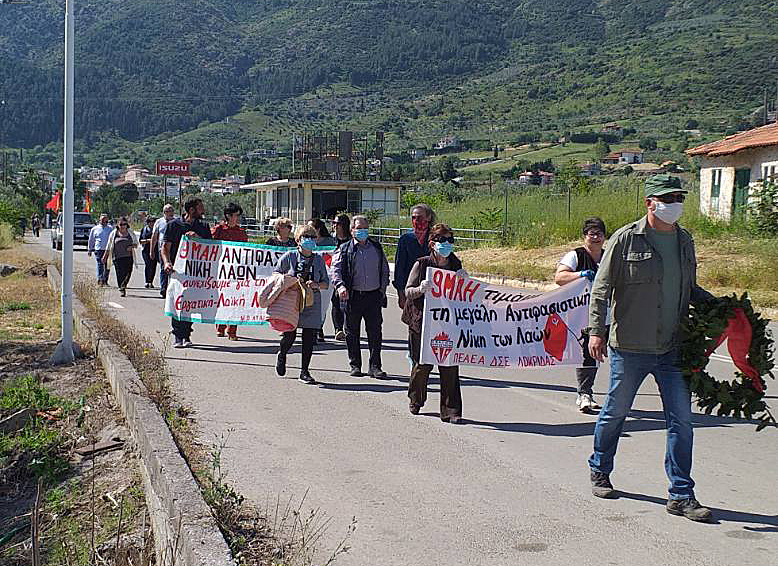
[94,251,108,283]
[589,347,695,500]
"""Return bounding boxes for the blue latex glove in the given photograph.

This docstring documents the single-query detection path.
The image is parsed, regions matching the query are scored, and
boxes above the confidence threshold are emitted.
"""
[579,269,596,282]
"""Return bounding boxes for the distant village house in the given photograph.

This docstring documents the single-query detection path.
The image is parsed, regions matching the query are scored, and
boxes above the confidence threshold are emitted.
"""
[601,149,644,165]
[686,122,778,220]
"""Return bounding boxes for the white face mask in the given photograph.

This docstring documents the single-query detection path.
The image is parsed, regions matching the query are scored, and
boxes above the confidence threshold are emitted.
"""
[652,200,683,224]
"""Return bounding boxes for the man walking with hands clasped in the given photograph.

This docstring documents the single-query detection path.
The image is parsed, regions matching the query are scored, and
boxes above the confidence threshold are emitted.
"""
[332,215,390,378]
[587,174,714,522]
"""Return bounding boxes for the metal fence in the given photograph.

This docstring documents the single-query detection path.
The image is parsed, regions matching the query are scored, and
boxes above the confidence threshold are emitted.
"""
[241,218,502,249]
[369,225,501,249]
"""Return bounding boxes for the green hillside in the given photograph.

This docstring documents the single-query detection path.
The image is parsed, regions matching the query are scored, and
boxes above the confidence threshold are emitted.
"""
[0,0,775,151]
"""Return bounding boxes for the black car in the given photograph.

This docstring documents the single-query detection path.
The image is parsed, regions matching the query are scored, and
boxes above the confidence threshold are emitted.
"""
[51,212,94,250]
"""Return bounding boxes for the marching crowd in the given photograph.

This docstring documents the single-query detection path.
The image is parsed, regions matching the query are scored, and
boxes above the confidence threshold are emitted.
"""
[78,173,715,522]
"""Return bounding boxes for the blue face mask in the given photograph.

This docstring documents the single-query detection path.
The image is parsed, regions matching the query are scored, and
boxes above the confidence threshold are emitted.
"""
[300,238,317,251]
[354,228,369,241]
[434,241,453,257]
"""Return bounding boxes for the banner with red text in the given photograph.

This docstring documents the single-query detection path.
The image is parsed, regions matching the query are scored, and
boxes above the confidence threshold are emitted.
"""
[420,267,591,368]
[164,236,335,325]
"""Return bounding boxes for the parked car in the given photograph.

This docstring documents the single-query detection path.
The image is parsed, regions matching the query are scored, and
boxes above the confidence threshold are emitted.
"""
[51,212,94,250]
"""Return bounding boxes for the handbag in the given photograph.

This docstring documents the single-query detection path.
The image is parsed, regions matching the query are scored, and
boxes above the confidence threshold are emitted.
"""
[296,278,315,311]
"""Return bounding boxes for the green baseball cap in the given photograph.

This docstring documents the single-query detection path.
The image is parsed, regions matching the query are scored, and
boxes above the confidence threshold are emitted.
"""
[644,174,686,198]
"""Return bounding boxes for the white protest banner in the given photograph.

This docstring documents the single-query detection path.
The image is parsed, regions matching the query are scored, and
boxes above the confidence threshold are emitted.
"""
[420,267,591,368]
[164,236,336,325]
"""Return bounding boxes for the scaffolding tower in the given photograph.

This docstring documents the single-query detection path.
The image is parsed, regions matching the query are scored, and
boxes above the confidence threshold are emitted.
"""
[292,131,384,181]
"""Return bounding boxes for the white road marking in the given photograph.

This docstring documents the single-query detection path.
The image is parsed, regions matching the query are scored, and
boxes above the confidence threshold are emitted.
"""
[107,301,125,309]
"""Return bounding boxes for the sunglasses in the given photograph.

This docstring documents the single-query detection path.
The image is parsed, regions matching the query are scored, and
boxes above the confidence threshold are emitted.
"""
[585,231,604,238]
[432,235,455,243]
[120,223,129,227]
[652,193,686,204]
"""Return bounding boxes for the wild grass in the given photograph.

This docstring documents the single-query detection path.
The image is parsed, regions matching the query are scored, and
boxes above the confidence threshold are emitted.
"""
[0,222,14,249]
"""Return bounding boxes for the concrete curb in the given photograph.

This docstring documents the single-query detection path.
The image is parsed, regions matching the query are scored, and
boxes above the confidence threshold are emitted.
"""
[47,266,236,566]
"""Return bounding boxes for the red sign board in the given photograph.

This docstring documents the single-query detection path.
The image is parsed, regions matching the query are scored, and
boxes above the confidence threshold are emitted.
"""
[156,161,190,176]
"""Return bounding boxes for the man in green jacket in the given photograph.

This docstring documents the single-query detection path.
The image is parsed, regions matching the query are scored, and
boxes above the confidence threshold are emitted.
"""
[587,174,714,522]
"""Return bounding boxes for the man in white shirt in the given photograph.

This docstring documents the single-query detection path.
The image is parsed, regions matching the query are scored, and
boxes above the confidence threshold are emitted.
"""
[150,204,176,297]
[87,214,113,285]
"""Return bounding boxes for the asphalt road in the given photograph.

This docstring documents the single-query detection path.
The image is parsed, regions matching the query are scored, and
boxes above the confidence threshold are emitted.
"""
[33,231,778,566]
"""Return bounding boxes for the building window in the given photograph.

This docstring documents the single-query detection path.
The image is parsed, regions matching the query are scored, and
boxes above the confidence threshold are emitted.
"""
[360,188,398,215]
[763,165,777,183]
[710,169,721,211]
[347,190,361,213]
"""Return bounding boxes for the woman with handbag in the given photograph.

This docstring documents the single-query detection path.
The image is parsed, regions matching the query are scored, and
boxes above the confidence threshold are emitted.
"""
[273,224,330,385]
[102,217,138,297]
[402,223,467,423]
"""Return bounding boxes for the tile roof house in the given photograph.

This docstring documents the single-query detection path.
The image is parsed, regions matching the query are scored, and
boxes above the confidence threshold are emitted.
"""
[601,149,644,165]
[686,123,778,220]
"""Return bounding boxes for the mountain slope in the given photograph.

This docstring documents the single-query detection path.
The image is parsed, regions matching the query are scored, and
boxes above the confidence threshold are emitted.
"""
[0,0,776,148]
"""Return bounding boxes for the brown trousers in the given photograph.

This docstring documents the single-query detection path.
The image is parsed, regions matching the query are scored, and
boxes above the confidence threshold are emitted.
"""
[408,330,462,421]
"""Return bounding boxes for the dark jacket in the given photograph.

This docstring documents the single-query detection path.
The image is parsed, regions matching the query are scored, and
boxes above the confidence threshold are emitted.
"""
[402,254,462,333]
[393,231,430,292]
[332,237,390,300]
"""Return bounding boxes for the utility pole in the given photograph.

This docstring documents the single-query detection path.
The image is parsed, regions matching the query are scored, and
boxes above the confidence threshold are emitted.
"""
[51,0,75,365]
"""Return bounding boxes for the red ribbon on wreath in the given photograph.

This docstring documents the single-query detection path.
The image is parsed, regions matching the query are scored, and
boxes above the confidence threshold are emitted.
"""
[703,308,763,393]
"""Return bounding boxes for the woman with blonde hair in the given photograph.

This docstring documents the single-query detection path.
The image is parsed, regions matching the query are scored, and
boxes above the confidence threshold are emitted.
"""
[266,217,296,247]
[273,224,330,384]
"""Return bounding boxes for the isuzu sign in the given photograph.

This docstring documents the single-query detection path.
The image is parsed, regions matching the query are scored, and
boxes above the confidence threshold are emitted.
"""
[156,161,190,175]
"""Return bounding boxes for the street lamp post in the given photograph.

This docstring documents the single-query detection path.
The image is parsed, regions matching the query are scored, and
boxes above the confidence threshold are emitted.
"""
[51,0,76,364]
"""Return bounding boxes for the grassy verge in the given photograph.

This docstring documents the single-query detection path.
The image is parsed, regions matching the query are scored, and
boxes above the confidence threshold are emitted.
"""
[0,245,154,566]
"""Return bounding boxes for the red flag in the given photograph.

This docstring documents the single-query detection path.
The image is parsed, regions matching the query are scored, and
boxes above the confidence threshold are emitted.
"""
[45,191,61,211]
[704,308,763,393]
[543,312,567,361]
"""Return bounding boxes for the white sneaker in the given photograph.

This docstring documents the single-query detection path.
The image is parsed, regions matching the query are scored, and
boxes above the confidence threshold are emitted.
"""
[576,393,586,411]
[172,336,184,349]
[182,338,193,348]
[586,394,601,411]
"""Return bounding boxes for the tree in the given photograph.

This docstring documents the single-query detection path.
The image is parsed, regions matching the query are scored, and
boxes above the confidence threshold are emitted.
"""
[639,136,658,150]
[438,157,459,182]
[117,182,139,203]
[593,139,610,161]
[244,165,253,185]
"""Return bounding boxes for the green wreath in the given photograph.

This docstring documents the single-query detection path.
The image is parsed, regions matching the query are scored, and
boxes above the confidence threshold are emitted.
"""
[681,293,776,431]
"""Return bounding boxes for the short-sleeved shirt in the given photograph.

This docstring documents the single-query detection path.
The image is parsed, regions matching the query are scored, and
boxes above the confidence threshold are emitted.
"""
[164,218,211,262]
[153,216,176,253]
[211,223,248,242]
[559,249,601,271]
[645,227,682,351]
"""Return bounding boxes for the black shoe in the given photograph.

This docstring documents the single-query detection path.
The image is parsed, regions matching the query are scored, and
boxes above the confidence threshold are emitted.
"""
[317,329,325,342]
[409,403,420,415]
[349,367,363,377]
[590,471,617,499]
[368,367,387,379]
[298,371,317,385]
[666,498,713,522]
[276,353,286,377]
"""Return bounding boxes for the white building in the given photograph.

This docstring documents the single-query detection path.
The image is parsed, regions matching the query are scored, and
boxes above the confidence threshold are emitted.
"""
[242,179,405,225]
[687,122,778,220]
